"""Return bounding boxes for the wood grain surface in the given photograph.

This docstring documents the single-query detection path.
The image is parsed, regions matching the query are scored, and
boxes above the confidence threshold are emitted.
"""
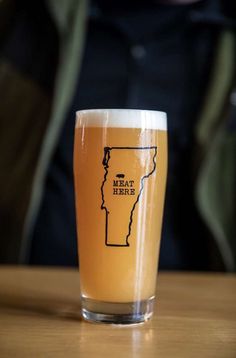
[0,267,235,358]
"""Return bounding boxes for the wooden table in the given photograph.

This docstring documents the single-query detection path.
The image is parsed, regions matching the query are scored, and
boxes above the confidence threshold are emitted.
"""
[0,267,235,358]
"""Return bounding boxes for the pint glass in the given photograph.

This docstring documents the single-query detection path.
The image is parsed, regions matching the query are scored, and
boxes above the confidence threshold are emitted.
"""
[74,109,167,324]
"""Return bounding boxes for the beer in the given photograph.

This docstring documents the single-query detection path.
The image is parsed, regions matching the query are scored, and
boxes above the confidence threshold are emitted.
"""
[74,109,167,323]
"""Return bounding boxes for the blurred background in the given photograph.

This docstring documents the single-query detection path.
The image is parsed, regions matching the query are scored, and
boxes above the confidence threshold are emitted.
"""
[0,0,235,271]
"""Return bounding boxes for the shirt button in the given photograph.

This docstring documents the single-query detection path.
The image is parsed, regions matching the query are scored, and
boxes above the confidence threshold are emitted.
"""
[130,45,146,60]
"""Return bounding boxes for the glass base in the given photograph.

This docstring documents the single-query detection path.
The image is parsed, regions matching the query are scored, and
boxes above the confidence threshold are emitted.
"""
[81,296,155,325]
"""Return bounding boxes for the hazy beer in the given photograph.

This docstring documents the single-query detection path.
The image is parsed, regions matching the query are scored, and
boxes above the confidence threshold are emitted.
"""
[74,109,167,324]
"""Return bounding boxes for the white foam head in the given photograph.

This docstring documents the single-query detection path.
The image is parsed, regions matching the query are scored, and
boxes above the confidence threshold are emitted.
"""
[76,109,167,130]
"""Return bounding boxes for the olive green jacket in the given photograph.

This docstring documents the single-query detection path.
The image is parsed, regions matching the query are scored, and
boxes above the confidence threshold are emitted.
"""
[0,0,235,270]
[196,31,236,271]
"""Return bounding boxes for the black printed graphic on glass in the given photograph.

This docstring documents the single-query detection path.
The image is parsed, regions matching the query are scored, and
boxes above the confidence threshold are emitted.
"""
[101,146,157,247]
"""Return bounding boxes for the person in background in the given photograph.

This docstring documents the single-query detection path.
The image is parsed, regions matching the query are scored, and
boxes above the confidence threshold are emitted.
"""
[0,0,235,271]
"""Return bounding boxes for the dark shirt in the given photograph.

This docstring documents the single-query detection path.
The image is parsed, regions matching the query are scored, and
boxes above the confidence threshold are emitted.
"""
[30,0,218,269]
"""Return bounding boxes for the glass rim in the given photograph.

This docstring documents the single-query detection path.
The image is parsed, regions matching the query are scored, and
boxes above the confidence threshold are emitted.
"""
[75,109,167,130]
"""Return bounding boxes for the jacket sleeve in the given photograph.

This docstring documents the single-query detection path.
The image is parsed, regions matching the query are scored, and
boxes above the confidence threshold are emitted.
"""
[196,30,236,272]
